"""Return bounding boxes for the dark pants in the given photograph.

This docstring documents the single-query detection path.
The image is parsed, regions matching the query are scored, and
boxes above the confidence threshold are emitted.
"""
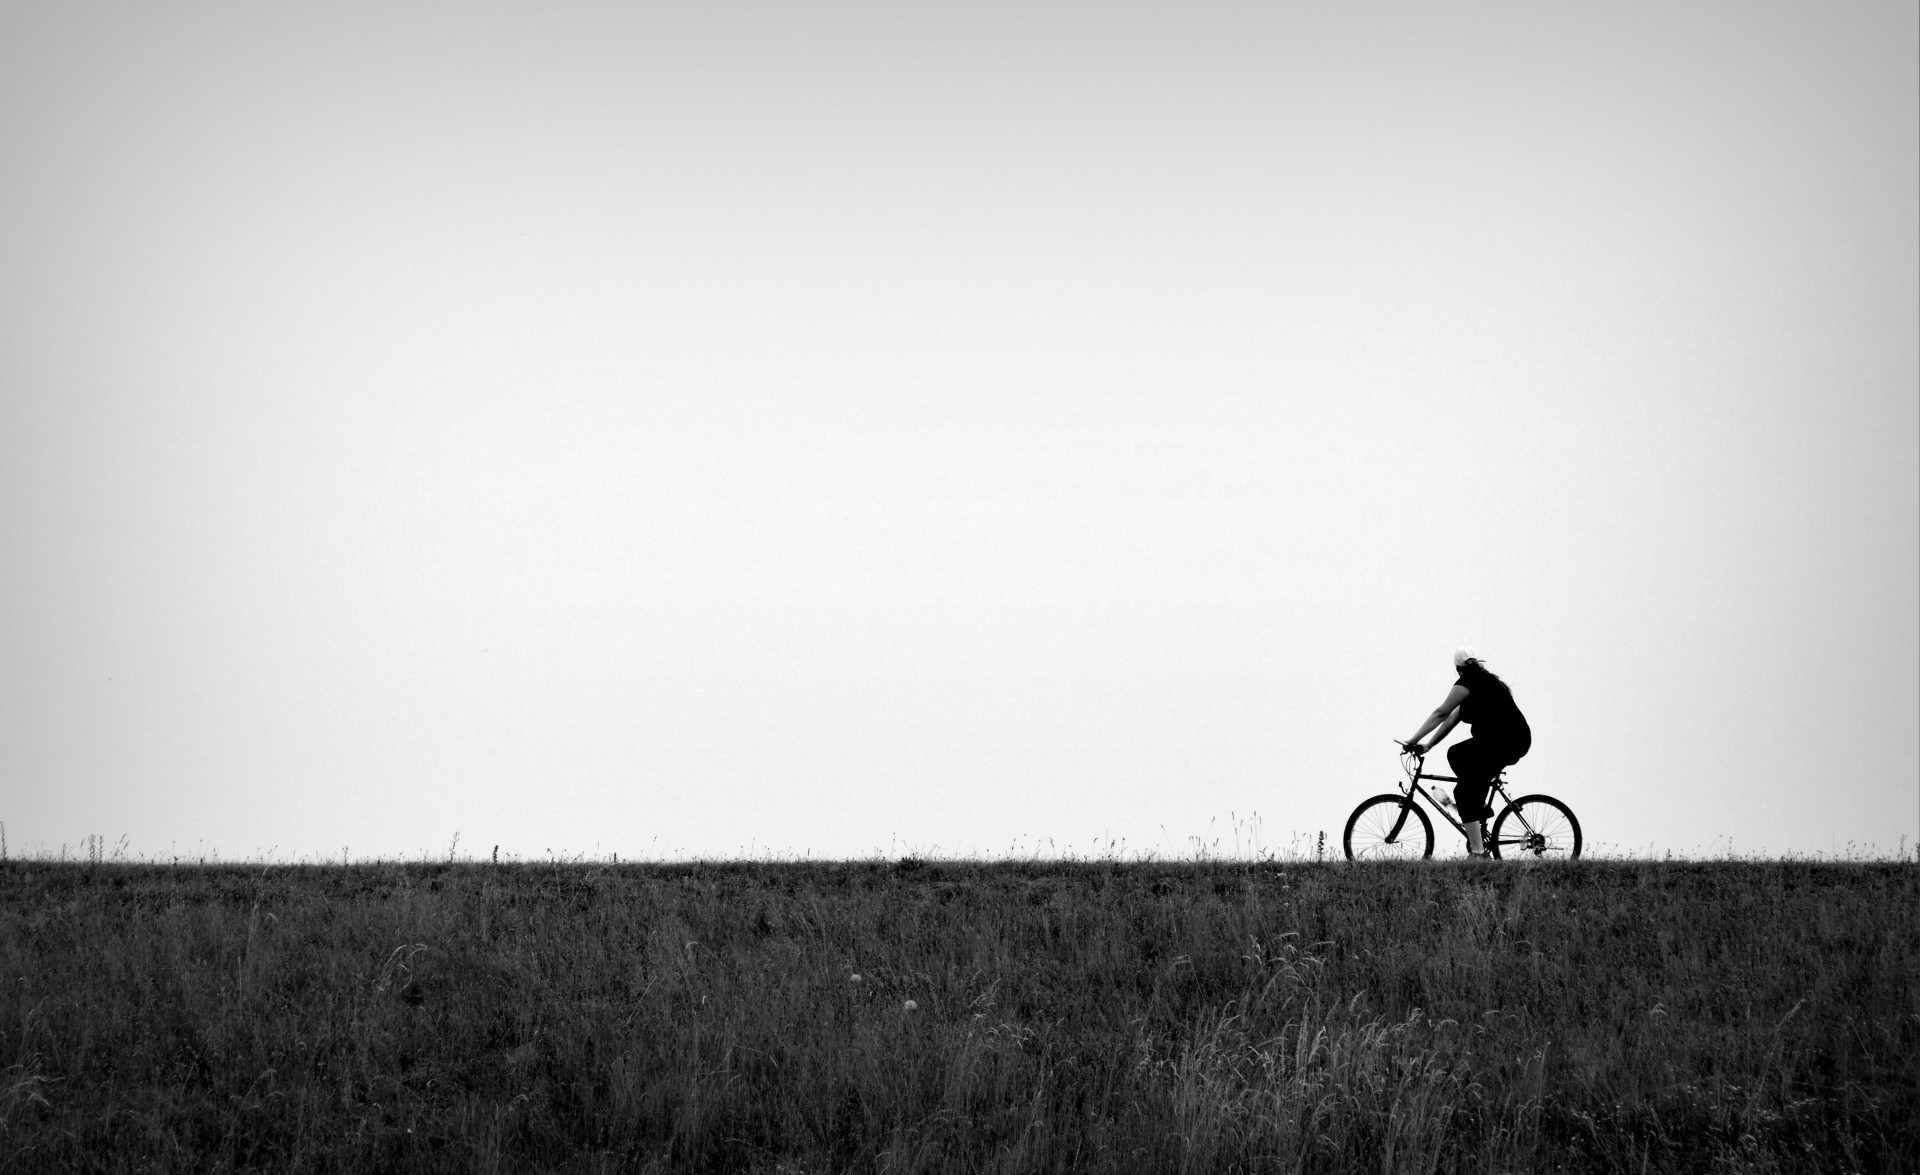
[1448,735,1530,823]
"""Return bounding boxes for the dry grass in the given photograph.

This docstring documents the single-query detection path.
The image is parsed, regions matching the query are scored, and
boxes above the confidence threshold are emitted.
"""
[0,858,1913,1172]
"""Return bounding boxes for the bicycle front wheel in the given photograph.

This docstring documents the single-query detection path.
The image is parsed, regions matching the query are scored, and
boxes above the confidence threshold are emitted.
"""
[1344,795,1434,860]
[1489,794,1582,860]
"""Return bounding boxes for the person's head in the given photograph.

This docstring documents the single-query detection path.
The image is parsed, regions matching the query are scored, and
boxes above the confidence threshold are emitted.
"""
[1454,647,1504,685]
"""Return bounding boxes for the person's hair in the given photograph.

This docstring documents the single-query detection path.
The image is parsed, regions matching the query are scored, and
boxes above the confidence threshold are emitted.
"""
[1457,657,1506,687]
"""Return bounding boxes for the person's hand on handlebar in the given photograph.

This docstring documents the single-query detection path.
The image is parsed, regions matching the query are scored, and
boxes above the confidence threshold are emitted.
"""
[1399,739,1427,756]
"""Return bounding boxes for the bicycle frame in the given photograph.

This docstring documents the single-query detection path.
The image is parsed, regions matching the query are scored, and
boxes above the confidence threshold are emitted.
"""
[1386,750,1536,850]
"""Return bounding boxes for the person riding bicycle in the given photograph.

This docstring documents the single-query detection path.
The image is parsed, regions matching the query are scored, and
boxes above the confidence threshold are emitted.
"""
[1401,648,1532,858]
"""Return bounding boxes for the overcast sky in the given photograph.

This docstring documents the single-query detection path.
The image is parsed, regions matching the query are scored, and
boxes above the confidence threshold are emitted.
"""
[2,1,1914,862]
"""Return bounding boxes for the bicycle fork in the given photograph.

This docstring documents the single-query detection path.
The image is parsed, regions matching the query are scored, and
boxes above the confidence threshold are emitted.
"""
[1384,793,1418,845]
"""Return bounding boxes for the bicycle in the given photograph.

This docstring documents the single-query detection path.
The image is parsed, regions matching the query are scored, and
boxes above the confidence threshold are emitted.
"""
[1343,744,1582,860]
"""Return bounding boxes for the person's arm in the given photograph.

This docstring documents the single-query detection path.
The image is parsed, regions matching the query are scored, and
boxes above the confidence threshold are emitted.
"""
[1422,707,1463,749]
[1405,684,1470,751]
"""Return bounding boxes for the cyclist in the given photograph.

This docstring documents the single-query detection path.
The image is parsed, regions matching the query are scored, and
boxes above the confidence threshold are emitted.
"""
[1401,648,1532,858]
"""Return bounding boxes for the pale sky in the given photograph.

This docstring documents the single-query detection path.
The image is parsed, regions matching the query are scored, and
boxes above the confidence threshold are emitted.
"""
[2,2,1914,861]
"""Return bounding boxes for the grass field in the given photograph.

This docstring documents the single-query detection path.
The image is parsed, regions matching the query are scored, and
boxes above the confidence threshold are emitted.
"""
[0,857,1913,1173]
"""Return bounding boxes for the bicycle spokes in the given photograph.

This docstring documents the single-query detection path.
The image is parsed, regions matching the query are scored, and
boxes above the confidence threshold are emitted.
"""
[1490,795,1582,859]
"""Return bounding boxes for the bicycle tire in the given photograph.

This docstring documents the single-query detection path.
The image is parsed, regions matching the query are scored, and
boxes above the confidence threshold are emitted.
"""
[1489,794,1582,860]
[1344,794,1434,860]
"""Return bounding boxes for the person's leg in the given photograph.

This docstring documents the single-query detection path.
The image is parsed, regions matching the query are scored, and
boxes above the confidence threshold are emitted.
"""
[1479,735,1528,852]
[1447,740,1495,854]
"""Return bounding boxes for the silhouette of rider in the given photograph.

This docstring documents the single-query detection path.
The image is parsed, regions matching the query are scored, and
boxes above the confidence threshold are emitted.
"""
[1402,648,1532,858]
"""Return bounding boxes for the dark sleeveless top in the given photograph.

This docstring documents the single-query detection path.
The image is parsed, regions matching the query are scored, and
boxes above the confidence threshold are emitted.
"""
[1457,671,1531,746]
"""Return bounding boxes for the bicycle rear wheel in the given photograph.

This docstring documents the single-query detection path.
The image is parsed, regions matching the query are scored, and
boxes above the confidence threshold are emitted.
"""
[1344,795,1434,860]
[1489,794,1581,859]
